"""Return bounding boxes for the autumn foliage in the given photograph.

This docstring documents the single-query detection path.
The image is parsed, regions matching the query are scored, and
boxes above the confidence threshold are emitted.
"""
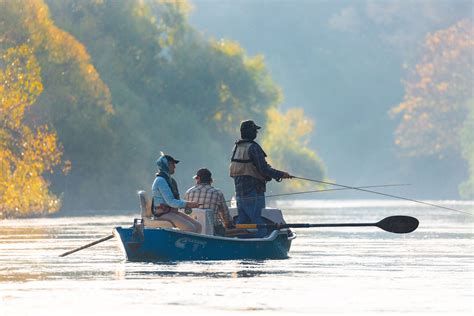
[0,0,326,215]
[0,45,63,217]
[391,20,473,198]
[391,20,473,156]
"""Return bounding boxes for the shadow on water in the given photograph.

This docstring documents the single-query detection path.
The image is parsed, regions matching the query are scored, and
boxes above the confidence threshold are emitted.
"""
[121,269,288,279]
[117,260,292,279]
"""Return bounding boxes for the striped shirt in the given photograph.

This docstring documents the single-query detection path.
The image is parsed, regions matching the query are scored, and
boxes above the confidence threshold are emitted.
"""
[185,184,232,226]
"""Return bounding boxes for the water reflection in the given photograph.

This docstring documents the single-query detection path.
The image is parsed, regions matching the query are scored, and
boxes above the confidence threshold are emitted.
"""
[0,226,49,240]
[0,225,53,282]
[0,272,44,283]
[120,268,291,279]
[0,203,473,315]
[114,260,292,279]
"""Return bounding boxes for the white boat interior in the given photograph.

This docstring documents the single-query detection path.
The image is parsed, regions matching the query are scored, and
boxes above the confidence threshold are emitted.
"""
[137,190,287,236]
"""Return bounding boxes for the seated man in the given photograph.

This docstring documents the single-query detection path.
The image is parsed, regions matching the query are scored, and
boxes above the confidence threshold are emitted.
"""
[185,168,234,236]
[152,153,201,233]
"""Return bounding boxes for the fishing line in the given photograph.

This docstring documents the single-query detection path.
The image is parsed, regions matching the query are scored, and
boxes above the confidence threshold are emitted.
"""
[292,176,473,216]
[265,183,410,199]
[226,183,409,204]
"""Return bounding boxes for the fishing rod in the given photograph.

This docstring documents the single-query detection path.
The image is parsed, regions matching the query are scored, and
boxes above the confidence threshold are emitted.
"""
[292,176,473,216]
[265,183,410,199]
[225,183,410,204]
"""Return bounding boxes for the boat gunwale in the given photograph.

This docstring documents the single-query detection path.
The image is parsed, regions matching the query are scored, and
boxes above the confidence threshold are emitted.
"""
[114,226,296,242]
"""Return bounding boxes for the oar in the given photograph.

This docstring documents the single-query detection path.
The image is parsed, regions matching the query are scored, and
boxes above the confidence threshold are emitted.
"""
[291,176,473,216]
[59,234,114,257]
[235,215,419,234]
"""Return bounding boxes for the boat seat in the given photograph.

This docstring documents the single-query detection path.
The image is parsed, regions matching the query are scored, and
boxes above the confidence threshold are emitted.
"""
[138,190,175,228]
[137,191,215,234]
[228,207,287,224]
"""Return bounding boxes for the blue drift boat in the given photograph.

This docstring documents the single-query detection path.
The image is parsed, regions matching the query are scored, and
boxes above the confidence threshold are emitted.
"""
[112,191,295,261]
[59,191,418,260]
[114,224,295,261]
[105,192,419,262]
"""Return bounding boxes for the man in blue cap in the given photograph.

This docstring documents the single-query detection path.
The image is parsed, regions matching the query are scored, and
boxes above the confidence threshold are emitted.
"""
[229,120,292,237]
[152,152,201,233]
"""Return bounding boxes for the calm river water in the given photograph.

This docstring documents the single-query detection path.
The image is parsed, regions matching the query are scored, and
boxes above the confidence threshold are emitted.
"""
[0,200,472,315]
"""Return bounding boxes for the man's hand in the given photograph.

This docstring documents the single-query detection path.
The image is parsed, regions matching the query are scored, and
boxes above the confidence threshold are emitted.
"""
[225,222,236,229]
[185,201,200,209]
[281,172,293,179]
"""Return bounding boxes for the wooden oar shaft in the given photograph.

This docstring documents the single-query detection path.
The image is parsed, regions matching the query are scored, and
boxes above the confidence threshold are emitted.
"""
[59,234,114,257]
[285,223,373,228]
[235,216,419,234]
[236,223,373,229]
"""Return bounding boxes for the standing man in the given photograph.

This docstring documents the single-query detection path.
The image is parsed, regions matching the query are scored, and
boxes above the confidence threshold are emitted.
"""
[229,120,292,237]
[185,168,234,236]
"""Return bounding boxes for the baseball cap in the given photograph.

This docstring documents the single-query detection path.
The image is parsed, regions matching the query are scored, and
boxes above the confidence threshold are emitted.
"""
[240,120,261,131]
[193,168,212,181]
[164,154,179,164]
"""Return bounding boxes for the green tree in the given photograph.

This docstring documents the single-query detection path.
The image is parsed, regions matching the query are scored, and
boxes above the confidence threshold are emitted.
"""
[46,0,324,201]
[1,0,326,214]
[262,108,325,193]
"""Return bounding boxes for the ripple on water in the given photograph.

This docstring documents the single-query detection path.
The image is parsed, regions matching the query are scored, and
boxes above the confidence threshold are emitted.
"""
[0,202,472,315]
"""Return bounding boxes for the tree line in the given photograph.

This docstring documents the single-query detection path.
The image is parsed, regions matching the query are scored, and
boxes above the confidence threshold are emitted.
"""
[1,0,325,217]
[1,1,472,218]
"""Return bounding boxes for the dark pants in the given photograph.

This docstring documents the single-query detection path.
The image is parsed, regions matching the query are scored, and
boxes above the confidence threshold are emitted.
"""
[236,191,267,238]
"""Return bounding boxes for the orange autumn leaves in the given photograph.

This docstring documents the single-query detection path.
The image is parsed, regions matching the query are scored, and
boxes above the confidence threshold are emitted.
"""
[0,45,63,217]
[391,20,473,157]
[390,19,473,198]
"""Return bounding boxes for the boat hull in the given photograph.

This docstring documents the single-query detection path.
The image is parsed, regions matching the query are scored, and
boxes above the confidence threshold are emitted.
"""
[113,227,295,261]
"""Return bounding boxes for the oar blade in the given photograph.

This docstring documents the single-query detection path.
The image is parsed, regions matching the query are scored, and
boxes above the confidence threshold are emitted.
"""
[376,215,419,234]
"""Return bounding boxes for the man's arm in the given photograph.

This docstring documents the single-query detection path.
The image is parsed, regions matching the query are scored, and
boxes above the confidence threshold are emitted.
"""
[248,144,288,180]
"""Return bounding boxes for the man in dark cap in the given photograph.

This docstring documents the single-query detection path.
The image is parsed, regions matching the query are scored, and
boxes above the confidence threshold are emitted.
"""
[229,120,292,237]
[185,168,234,236]
[152,152,201,233]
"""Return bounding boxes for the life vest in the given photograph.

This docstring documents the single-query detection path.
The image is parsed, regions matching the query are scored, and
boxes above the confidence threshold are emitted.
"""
[157,172,180,199]
[229,140,267,181]
[151,172,180,216]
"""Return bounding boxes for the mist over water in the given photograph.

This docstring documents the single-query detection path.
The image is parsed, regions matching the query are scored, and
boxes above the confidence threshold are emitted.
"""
[188,0,473,199]
[1,200,472,315]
